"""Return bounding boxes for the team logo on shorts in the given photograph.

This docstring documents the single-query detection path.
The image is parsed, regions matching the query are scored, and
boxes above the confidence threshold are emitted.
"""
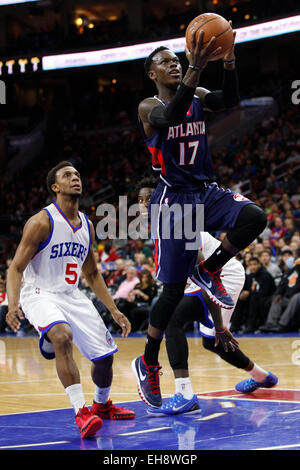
[164,197,169,206]
[106,330,115,347]
[35,288,40,294]
[233,193,249,202]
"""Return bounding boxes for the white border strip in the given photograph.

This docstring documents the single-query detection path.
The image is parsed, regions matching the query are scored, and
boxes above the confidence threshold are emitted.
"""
[0,0,39,5]
[42,15,300,71]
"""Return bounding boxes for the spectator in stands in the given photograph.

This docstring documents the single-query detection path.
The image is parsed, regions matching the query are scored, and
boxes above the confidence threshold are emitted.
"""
[118,269,158,332]
[260,250,282,286]
[99,242,119,262]
[113,258,127,287]
[134,252,147,273]
[270,216,287,246]
[284,217,298,242]
[233,257,276,333]
[259,257,300,332]
[135,239,153,259]
[279,248,295,273]
[113,267,140,303]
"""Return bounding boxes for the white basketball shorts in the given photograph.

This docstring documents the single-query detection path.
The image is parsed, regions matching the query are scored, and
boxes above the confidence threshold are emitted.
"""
[20,285,118,361]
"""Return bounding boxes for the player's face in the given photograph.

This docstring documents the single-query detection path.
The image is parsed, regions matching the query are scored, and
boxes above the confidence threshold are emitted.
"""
[138,187,154,218]
[149,50,182,87]
[53,166,82,197]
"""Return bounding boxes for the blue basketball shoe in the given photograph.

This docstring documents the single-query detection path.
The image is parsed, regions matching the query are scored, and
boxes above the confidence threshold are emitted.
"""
[147,393,201,416]
[235,371,278,393]
[131,355,162,407]
[190,261,234,309]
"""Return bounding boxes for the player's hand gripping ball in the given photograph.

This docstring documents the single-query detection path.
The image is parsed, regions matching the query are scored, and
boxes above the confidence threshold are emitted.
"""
[186,13,234,61]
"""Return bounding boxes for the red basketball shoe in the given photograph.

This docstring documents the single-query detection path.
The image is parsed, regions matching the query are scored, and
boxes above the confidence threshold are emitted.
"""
[90,400,135,420]
[75,405,103,438]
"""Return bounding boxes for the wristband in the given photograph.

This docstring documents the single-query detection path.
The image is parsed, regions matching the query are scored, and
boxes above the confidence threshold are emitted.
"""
[188,64,204,71]
[216,329,226,334]
[223,59,235,65]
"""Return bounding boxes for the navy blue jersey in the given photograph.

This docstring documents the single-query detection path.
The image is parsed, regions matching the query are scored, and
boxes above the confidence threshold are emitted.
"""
[140,95,213,189]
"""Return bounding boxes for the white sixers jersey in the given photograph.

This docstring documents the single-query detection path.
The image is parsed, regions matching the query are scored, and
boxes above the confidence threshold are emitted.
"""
[23,202,91,293]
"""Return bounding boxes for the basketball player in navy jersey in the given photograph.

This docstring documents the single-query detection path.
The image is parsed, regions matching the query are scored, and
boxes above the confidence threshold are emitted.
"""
[132,28,267,407]
[6,161,135,438]
[135,177,277,415]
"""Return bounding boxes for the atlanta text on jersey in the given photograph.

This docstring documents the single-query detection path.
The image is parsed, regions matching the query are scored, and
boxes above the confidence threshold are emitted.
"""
[166,121,205,140]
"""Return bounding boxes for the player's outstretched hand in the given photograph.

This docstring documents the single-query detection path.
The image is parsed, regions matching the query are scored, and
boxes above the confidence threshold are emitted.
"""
[185,29,222,70]
[111,309,131,337]
[223,20,236,62]
[215,327,239,352]
[6,306,24,333]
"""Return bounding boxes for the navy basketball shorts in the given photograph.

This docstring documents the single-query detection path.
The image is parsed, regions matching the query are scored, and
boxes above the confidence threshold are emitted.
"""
[149,181,253,283]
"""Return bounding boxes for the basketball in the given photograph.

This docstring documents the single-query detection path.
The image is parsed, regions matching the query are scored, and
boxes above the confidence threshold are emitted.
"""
[185,13,234,61]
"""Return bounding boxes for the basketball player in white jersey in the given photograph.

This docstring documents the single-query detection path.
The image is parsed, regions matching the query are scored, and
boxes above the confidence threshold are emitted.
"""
[6,161,135,438]
[136,177,278,415]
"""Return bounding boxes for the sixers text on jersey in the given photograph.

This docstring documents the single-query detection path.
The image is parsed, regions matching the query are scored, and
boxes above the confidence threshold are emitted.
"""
[50,242,88,261]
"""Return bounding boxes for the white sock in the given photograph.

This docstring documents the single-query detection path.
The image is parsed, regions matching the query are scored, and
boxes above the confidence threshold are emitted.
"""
[94,385,111,405]
[248,364,268,382]
[175,377,194,400]
[65,383,86,414]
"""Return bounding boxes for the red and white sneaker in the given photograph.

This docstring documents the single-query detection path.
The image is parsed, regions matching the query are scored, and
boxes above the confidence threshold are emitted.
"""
[75,405,103,438]
[90,400,135,420]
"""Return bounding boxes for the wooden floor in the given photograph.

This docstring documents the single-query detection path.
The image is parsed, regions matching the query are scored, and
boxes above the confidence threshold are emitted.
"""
[0,334,300,415]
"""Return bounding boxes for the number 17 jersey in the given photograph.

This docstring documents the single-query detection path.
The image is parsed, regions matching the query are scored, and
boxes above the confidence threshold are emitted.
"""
[23,202,91,293]
[141,94,213,189]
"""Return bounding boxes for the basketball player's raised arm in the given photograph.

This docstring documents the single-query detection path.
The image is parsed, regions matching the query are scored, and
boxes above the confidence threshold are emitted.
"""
[139,31,222,136]
[6,212,50,332]
[82,221,131,337]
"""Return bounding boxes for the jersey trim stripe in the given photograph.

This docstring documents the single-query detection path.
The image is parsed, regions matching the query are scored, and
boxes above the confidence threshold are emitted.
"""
[53,202,83,233]
[83,214,91,249]
[31,208,54,260]
[147,146,167,176]
[91,348,119,362]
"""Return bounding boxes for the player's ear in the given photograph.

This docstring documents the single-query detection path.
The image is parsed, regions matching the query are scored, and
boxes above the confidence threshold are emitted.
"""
[51,182,59,195]
[148,69,156,81]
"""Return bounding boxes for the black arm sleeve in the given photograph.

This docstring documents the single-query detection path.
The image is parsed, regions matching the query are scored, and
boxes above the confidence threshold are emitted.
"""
[222,67,240,108]
[204,68,240,111]
[149,82,196,129]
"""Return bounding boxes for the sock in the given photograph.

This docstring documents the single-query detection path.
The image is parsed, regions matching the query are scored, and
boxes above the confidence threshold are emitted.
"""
[175,377,194,399]
[203,246,233,273]
[65,383,86,414]
[94,385,111,405]
[248,363,268,382]
[144,335,162,365]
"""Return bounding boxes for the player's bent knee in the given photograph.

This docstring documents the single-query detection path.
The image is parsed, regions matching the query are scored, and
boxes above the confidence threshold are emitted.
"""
[47,323,73,352]
[227,204,267,249]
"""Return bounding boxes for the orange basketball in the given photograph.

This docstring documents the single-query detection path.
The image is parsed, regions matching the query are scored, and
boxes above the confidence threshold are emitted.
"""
[185,13,233,61]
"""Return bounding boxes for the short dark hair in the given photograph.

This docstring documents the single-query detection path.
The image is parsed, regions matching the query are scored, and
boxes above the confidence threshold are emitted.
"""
[249,256,260,264]
[261,249,272,256]
[136,175,159,193]
[46,161,75,197]
[144,46,170,74]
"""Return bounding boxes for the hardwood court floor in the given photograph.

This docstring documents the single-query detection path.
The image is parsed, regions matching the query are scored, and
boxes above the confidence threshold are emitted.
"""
[0,334,299,415]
